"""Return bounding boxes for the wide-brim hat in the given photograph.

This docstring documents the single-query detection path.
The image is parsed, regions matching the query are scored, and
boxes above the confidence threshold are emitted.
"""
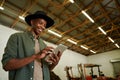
[25,11,54,28]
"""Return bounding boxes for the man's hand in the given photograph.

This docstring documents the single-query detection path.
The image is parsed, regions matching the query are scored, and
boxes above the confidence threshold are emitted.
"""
[35,46,54,60]
[48,51,62,70]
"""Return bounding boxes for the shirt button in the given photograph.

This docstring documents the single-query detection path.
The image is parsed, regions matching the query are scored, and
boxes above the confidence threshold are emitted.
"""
[32,66,34,68]
[30,77,33,80]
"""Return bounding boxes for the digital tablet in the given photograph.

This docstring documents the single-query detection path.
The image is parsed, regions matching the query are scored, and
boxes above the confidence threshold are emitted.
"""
[54,44,68,54]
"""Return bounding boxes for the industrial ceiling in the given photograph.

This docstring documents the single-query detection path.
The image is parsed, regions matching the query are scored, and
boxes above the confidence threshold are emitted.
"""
[0,0,120,56]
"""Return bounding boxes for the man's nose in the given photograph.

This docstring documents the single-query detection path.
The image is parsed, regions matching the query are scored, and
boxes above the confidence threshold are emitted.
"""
[41,26,45,30]
[38,24,45,29]
[40,25,45,30]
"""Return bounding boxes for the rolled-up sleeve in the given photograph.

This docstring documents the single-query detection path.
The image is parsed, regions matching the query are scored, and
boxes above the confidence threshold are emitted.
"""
[1,34,18,66]
[1,32,51,80]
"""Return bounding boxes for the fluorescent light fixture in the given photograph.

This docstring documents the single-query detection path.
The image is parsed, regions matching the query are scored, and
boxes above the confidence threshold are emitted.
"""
[69,0,74,3]
[19,16,25,20]
[98,27,107,35]
[81,10,95,23]
[108,37,114,43]
[110,59,120,62]
[80,45,88,50]
[0,6,4,10]
[48,30,62,37]
[115,44,120,48]
[90,50,96,53]
[67,39,77,45]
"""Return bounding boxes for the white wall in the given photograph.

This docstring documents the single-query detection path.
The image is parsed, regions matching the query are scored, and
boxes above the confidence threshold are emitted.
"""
[45,42,87,80]
[54,50,87,80]
[0,24,87,80]
[87,49,120,78]
[0,25,18,80]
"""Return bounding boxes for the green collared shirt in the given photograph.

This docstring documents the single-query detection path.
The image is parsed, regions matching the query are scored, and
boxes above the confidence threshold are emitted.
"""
[1,31,50,80]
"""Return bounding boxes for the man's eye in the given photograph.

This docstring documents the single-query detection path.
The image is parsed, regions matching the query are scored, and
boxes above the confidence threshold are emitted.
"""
[39,22,42,24]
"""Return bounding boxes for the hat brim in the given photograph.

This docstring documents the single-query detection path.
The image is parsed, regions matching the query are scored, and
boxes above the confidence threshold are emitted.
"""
[25,14,54,28]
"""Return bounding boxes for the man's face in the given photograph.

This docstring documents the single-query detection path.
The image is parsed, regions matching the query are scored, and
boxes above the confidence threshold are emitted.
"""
[31,18,47,35]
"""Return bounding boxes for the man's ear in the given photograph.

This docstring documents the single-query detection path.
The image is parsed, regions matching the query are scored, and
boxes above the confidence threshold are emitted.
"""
[31,20,33,25]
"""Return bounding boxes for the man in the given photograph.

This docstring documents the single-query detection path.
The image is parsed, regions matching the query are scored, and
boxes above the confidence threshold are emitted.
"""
[1,11,62,80]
